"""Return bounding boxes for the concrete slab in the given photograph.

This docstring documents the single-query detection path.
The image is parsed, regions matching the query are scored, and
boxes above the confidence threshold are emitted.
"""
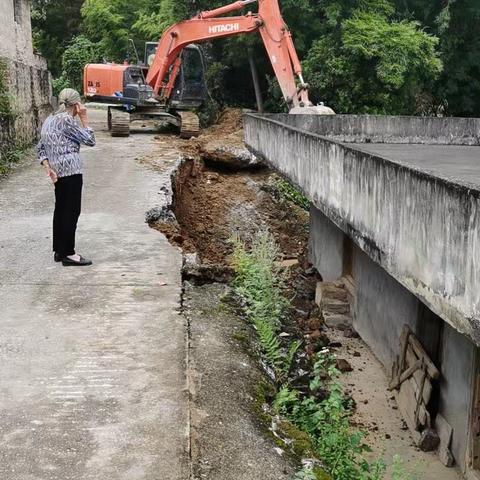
[0,111,188,479]
[351,143,480,189]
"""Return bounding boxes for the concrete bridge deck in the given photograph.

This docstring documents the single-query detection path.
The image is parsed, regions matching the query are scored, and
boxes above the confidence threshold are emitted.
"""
[244,113,480,344]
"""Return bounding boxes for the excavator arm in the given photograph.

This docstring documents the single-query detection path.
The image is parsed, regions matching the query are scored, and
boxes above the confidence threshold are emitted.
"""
[146,0,313,109]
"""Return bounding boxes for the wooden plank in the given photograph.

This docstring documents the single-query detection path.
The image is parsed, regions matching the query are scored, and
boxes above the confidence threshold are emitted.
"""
[390,325,411,388]
[398,377,430,432]
[435,414,454,467]
[435,414,453,449]
[389,359,422,391]
[409,334,440,379]
[399,325,411,373]
[406,348,433,404]
[414,365,427,426]
[397,381,422,442]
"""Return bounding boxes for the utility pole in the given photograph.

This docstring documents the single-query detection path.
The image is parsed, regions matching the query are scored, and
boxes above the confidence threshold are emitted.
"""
[248,49,264,113]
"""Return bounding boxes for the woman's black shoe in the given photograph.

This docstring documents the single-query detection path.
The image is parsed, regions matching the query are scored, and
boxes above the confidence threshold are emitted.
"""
[54,253,63,262]
[62,255,93,267]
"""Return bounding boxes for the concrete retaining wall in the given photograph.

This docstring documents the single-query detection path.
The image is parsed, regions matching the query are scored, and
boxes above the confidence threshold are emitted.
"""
[0,0,52,160]
[244,113,480,345]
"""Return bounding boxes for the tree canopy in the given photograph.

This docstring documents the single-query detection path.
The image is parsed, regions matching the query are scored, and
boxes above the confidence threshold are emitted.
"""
[31,0,480,117]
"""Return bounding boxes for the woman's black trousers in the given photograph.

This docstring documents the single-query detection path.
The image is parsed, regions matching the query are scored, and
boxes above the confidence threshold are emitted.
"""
[53,174,83,257]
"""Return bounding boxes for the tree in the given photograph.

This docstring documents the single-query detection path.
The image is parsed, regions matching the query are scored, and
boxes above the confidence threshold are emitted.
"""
[303,0,442,114]
[53,35,103,94]
[435,0,480,117]
[31,0,84,76]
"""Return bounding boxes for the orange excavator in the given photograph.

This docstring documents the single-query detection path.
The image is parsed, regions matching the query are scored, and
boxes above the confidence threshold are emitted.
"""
[83,0,333,137]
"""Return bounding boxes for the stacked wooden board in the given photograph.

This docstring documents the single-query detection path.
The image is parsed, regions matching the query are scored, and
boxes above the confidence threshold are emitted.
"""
[389,325,440,446]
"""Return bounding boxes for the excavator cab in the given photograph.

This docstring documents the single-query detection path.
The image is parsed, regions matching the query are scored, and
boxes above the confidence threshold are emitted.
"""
[144,42,206,109]
[170,45,207,109]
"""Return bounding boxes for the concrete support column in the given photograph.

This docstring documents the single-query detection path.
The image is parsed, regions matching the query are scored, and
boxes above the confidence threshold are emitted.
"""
[308,206,344,282]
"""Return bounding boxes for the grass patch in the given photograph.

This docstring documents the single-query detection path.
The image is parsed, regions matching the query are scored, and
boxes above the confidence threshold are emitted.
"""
[0,143,29,176]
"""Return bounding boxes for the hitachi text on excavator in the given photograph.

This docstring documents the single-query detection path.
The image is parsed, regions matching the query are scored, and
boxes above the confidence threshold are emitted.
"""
[83,0,334,138]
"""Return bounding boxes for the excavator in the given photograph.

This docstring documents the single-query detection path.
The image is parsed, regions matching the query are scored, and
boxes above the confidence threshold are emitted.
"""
[83,0,333,138]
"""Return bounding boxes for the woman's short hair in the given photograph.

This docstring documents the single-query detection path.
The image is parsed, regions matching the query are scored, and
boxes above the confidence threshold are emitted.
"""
[57,88,81,113]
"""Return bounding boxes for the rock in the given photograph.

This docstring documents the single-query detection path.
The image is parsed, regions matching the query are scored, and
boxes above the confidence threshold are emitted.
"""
[308,330,322,340]
[315,282,348,306]
[343,327,360,338]
[322,299,350,315]
[329,341,342,348]
[324,313,351,329]
[279,258,299,268]
[145,205,176,224]
[418,428,440,452]
[183,252,200,269]
[202,140,265,170]
[353,351,361,357]
[336,359,353,373]
[306,317,322,331]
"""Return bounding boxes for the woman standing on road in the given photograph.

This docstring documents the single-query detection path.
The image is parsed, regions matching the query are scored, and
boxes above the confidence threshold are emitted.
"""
[37,88,96,266]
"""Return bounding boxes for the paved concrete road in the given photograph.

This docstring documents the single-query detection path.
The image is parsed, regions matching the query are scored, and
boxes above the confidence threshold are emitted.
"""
[0,111,188,479]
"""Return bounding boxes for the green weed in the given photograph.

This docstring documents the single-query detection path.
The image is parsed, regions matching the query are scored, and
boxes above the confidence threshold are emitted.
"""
[274,178,310,211]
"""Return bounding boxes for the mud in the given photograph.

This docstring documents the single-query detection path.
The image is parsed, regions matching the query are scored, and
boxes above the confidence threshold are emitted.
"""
[151,159,308,268]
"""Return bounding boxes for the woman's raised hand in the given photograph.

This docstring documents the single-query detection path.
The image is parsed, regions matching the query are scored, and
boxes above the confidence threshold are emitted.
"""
[75,103,89,128]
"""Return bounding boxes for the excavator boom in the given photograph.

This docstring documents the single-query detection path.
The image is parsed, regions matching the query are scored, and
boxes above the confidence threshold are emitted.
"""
[146,0,314,109]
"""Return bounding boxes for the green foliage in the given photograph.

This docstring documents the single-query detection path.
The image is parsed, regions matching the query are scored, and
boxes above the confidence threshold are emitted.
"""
[31,0,84,76]
[232,231,288,331]
[52,76,71,97]
[231,231,299,382]
[133,0,188,40]
[435,0,480,116]
[31,0,480,116]
[0,60,12,117]
[277,352,387,480]
[55,35,103,94]
[274,178,310,211]
[0,143,29,176]
[198,61,227,127]
[294,466,317,480]
[303,1,442,114]
[232,231,422,480]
